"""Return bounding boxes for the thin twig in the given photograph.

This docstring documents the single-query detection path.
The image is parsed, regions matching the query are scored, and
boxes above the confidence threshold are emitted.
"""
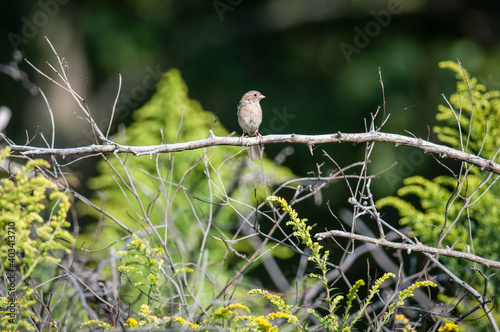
[106,73,122,138]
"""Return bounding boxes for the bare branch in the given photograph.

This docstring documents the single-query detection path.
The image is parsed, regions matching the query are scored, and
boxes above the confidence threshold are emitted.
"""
[9,131,500,174]
[314,230,500,270]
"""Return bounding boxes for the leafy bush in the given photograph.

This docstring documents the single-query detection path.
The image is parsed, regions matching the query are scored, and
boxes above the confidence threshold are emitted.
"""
[0,147,74,331]
[377,61,500,327]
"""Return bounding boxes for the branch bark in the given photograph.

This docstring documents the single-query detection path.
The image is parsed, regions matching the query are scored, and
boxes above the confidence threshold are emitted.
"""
[314,230,500,270]
[7,132,500,174]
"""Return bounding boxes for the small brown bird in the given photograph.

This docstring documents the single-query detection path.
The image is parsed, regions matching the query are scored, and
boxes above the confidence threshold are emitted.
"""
[237,90,265,160]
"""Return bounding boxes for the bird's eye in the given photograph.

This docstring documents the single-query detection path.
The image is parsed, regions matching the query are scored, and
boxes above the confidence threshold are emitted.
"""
[254,93,257,97]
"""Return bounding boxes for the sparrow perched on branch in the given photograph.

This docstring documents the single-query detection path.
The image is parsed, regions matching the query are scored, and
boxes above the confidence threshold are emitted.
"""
[237,90,265,160]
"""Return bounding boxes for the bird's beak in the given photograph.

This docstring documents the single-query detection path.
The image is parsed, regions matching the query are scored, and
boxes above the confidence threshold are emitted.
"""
[260,95,266,99]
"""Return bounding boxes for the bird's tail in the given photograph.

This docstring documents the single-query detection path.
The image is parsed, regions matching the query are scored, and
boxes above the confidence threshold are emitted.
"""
[250,144,263,160]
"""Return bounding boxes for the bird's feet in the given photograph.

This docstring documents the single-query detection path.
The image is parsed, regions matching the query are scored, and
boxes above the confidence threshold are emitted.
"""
[256,131,263,144]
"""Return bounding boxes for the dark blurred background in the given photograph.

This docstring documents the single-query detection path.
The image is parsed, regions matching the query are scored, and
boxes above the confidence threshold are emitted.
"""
[2,0,500,234]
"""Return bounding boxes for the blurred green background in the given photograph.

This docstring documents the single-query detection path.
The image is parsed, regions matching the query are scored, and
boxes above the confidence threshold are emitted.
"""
[2,0,500,248]
[3,2,500,329]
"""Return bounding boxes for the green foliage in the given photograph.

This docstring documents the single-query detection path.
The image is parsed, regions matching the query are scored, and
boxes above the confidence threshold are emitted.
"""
[377,62,500,328]
[82,68,293,244]
[82,196,437,331]
[377,175,483,252]
[245,289,299,326]
[267,196,436,331]
[378,62,500,259]
[80,68,294,317]
[87,300,290,331]
[435,61,500,161]
[382,280,437,325]
[267,196,330,279]
[116,234,166,301]
[81,319,112,330]
[0,147,74,331]
[203,303,251,326]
